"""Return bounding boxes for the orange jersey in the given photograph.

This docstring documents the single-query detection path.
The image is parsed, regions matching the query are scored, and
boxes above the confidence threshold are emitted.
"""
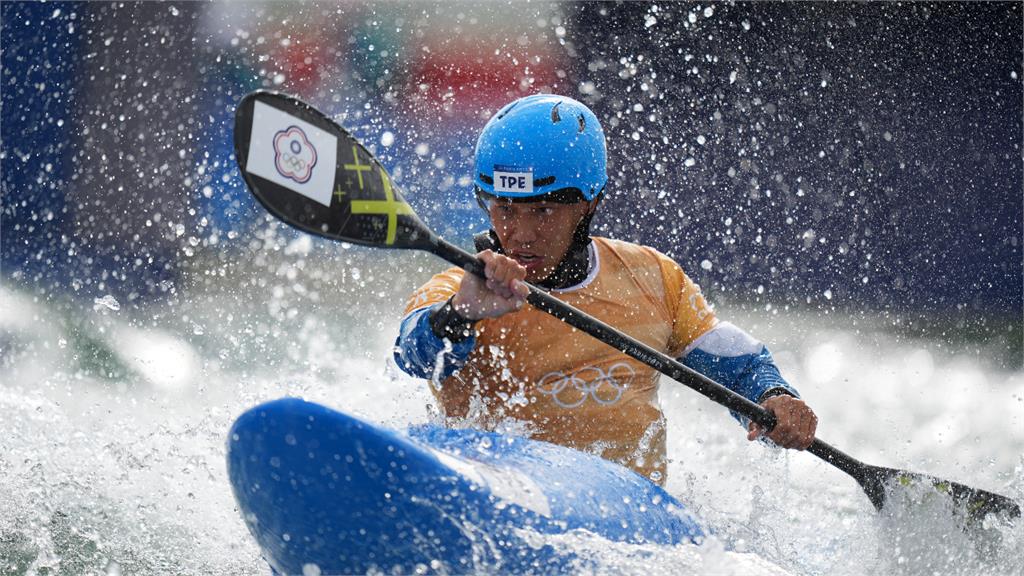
[402,237,717,483]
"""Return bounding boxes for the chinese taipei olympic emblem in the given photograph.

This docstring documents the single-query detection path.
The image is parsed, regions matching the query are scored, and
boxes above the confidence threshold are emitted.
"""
[273,125,318,184]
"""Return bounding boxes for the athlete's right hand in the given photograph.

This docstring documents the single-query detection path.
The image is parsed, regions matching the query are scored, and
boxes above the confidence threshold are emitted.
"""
[452,250,530,320]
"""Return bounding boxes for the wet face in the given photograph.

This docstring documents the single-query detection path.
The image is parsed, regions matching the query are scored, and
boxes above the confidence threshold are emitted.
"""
[486,199,596,283]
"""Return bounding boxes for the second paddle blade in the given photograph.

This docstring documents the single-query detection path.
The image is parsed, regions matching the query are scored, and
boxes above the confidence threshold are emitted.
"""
[233,90,432,250]
[861,464,1020,527]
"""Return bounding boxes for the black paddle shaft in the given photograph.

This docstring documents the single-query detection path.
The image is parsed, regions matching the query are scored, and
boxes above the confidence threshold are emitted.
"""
[430,237,1024,519]
[429,236,781,433]
[431,233,879,473]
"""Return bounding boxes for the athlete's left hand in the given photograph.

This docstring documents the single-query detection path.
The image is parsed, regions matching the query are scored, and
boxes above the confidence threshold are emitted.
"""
[747,395,817,450]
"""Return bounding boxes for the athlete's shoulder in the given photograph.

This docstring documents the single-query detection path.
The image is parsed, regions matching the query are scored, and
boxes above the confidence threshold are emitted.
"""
[593,237,680,269]
[432,266,467,284]
[404,267,465,315]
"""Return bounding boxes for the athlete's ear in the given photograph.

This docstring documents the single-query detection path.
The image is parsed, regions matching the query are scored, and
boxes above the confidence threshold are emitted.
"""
[586,196,602,216]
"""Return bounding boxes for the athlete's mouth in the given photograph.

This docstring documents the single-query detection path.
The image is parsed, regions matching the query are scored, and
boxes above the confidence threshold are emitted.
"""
[509,251,543,267]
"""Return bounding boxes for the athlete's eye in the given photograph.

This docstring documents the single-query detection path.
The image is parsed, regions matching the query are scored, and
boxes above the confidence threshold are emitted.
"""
[534,206,555,216]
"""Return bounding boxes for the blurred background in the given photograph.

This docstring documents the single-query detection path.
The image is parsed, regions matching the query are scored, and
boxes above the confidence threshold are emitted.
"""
[1,2,1022,575]
[4,1,1021,360]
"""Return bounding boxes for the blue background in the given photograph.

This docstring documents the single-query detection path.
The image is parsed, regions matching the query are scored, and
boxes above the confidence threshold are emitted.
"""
[3,1,1021,357]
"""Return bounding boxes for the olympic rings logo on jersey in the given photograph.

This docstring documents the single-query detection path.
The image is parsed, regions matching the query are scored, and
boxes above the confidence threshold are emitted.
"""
[273,125,318,184]
[535,363,635,409]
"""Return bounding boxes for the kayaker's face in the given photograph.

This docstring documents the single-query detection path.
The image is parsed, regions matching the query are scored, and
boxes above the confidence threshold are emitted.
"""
[487,199,594,283]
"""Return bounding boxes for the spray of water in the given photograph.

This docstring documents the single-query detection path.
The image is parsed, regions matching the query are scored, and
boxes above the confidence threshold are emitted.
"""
[1,266,1021,574]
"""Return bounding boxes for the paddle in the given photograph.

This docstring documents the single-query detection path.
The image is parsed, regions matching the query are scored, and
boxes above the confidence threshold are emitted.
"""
[232,90,1020,526]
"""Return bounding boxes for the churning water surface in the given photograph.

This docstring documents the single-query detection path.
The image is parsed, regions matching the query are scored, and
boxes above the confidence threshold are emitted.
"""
[1,249,1021,575]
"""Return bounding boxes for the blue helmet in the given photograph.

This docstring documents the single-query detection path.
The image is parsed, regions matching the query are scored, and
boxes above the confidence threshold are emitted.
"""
[474,94,607,202]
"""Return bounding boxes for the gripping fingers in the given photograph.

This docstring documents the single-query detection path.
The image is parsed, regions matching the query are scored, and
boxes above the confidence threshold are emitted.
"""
[779,404,799,448]
[479,250,497,282]
[493,255,526,295]
[776,403,817,450]
[769,425,792,448]
[479,250,528,304]
[512,279,529,299]
[489,255,507,283]
[485,278,510,299]
[754,396,817,450]
[797,410,818,450]
[783,405,813,450]
[479,252,508,293]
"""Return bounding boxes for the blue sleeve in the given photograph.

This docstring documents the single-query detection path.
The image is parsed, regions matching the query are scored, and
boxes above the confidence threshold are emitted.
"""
[680,322,799,426]
[393,305,475,380]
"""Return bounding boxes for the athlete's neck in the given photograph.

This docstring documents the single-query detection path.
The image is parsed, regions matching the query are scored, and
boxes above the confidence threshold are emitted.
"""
[536,236,592,289]
[473,230,593,290]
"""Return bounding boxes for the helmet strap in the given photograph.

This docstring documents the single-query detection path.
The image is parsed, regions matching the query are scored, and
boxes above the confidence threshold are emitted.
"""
[473,229,502,252]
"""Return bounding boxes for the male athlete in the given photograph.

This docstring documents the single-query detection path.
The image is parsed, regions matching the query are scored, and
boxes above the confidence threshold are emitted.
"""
[394,94,817,484]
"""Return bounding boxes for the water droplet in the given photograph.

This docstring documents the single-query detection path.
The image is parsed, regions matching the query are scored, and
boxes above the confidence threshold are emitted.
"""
[93,294,121,311]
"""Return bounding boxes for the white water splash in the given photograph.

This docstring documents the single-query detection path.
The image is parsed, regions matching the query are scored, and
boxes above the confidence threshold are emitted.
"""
[1,272,1021,575]
[92,294,120,312]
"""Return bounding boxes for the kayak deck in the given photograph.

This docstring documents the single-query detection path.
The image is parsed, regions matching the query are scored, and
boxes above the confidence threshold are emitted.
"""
[227,398,706,574]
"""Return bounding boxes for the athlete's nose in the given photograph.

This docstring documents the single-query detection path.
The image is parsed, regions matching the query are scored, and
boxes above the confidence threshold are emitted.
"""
[507,216,538,245]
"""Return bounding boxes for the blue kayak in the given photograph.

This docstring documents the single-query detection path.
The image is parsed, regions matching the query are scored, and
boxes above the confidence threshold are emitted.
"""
[227,398,706,574]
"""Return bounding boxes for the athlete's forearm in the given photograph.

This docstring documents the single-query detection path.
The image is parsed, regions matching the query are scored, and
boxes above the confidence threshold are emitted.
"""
[684,346,798,402]
[680,322,799,423]
[393,304,475,380]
